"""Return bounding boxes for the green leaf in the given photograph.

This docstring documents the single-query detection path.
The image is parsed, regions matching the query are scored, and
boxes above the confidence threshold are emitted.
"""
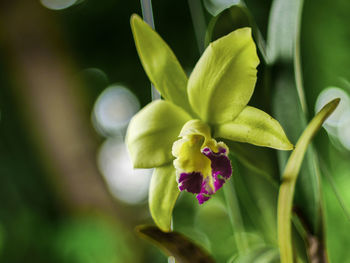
[205,3,268,63]
[229,157,279,245]
[149,164,179,232]
[301,3,350,260]
[130,14,193,114]
[278,98,340,263]
[268,0,321,239]
[188,27,259,125]
[223,171,250,254]
[267,0,303,63]
[203,0,240,16]
[224,141,278,184]
[282,98,340,181]
[126,100,191,168]
[229,246,280,263]
[136,225,215,263]
[214,106,293,150]
[206,4,250,45]
[267,0,308,116]
[272,69,320,233]
[194,199,237,261]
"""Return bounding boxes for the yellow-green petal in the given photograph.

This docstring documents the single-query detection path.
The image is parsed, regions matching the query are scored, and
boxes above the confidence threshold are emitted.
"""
[131,14,193,114]
[126,100,192,168]
[214,106,293,150]
[149,164,180,232]
[188,27,259,125]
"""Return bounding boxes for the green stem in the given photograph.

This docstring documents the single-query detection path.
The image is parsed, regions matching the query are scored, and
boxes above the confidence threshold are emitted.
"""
[278,178,296,263]
[140,0,155,29]
[277,99,339,263]
[293,0,308,116]
[224,158,249,254]
[140,0,160,100]
[187,0,206,54]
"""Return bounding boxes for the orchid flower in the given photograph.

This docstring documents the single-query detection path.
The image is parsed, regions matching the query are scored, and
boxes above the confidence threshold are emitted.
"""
[126,14,293,232]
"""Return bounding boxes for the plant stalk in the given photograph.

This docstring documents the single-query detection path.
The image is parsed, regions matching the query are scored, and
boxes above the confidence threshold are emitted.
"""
[187,0,206,54]
[277,99,339,263]
[140,0,160,100]
[278,177,296,263]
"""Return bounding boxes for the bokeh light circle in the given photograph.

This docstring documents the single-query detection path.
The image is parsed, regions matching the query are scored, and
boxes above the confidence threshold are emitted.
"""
[93,85,140,136]
[337,110,350,150]
[40,0,78,10]
[315,87,350,135]
[98,138,152,205]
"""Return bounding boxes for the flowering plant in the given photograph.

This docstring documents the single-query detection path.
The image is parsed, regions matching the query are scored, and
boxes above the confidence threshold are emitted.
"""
[126,14,293,232]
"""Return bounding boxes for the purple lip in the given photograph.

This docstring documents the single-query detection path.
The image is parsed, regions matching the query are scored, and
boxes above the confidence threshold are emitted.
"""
[177,146,232,204]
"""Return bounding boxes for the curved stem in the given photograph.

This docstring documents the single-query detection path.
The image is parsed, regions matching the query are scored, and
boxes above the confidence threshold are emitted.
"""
[277,99,339,263]
[140,0,160,100]
[187,0,206,54]
[278,178,296,263]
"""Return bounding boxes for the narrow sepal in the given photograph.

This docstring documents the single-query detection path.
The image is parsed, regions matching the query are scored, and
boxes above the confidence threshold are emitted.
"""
[149,164,180,232]
[131,14,193,114]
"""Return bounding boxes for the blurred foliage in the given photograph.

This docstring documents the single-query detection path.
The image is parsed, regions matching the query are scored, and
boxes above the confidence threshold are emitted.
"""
[301,0,350,262]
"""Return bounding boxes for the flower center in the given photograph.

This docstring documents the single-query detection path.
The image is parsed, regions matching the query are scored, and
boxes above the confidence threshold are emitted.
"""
[172,120,232,204]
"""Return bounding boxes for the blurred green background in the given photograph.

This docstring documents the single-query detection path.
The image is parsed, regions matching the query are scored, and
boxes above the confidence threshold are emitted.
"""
[0,0,349,262]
